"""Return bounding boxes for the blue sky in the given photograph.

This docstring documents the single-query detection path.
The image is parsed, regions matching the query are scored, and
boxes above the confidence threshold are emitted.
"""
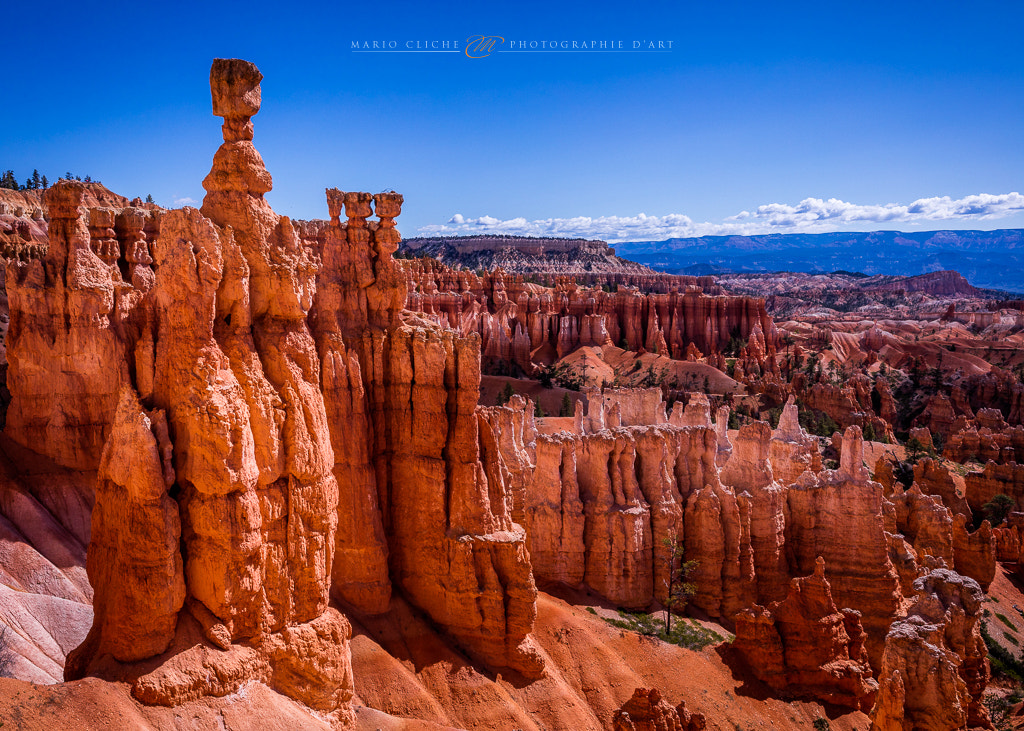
[2,0,1022,241]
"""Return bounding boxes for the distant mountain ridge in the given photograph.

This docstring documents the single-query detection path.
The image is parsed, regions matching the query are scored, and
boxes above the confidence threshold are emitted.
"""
[715,269,1009,318]
[614,229,1024,292]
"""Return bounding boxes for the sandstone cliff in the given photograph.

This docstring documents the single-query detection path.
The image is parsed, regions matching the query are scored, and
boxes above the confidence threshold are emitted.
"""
[24,59,354,720]
[510,388,903,673]
[310,189,543,678]
[399,259,777,374]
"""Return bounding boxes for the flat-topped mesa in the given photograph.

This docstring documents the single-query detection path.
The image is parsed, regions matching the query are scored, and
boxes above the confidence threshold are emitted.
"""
[406,234,614,257]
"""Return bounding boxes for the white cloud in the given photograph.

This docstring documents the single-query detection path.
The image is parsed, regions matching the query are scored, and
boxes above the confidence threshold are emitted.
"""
[728,192,1024,229]
[421,212,703,241]
[172,196,199,207]
[417,191,1024,242]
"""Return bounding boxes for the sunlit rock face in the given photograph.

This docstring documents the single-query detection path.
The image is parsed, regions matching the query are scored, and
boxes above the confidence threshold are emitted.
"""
[23,58,351,718]
[3,57,545,711]
[871,570,990,731]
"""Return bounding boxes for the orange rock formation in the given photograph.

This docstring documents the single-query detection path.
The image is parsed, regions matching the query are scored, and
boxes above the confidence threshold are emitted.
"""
[733,558,877,711]
[870,570,990,731]
[0,55,1009,730]
[398,260,778,374]
[612,687,706,731]
[5,58,544,720]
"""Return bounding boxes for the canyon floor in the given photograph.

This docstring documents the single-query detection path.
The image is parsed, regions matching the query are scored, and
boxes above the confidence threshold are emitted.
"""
[1,588,876,731]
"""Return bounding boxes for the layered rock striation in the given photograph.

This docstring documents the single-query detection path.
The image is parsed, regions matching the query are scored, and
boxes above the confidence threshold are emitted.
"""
[45,58,353,717]
[0,55,1007,729]
[310,188,543,677]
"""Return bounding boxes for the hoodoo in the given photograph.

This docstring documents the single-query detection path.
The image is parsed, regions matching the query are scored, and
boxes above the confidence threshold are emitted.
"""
[0,56,1015,731]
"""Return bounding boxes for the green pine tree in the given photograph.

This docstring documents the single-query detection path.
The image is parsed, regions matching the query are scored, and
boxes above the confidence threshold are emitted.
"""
[983,494,1015,526]
[496,382,515,406]
[661,535,698,634]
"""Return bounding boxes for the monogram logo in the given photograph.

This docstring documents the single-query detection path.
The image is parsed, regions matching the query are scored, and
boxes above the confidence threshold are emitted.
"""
[465,35,505,59]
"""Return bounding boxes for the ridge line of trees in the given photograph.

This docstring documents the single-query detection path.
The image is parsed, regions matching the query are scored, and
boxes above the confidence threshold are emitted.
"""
[0,169,101,191]
[1,170,155,204]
